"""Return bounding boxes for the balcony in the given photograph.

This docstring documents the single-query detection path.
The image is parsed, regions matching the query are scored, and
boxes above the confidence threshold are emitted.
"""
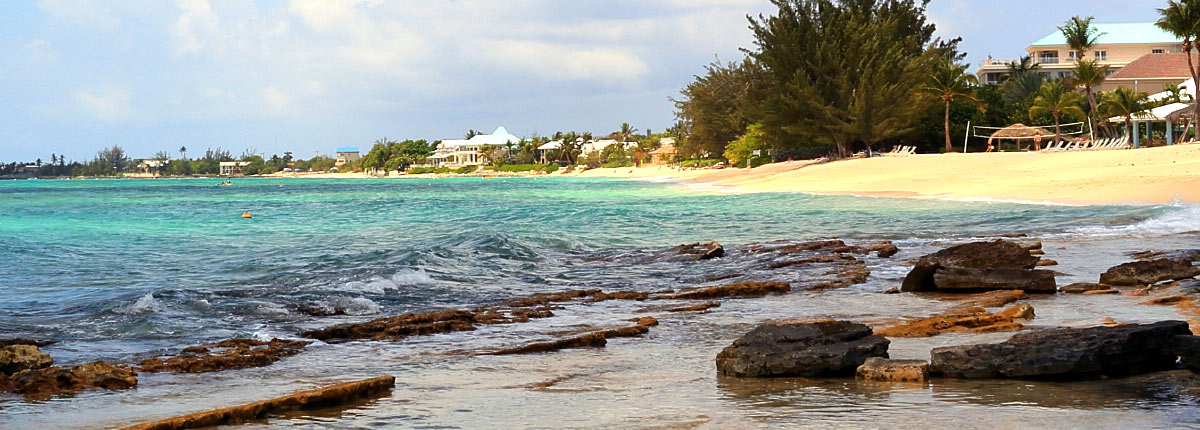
[1037,57,1060,64]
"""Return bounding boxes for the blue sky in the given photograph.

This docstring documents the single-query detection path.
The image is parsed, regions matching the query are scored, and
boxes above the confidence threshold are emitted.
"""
[0,0,1166,161]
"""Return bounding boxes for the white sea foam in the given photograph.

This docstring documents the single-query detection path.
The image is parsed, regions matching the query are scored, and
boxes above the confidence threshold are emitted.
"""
[329,297,381,315]
[339,269,434,294]
[115,292,163,314]
[1066,204,1200,238]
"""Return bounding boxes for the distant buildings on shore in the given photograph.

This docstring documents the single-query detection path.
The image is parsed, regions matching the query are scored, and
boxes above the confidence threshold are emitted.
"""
[335,147,360,168]
[976,22,1187,93]
[427,126,521,167]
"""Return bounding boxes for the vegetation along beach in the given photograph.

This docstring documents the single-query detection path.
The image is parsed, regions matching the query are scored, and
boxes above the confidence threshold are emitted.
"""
[3,1,1200,429]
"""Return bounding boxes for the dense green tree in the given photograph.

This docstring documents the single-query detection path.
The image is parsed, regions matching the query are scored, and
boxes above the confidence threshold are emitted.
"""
[724,123,770,166]
[1002,56,1045,104]
[1099,87,1151,142]
[1029,80,1086,147]
[1158,0,1200,133]
[749,0,945,157]
[923,58,985,152]
[672,58,764,159]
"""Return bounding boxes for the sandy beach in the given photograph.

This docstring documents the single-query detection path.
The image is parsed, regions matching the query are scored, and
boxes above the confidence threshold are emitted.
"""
[573,145,1200,205]
[277,145,1200,206]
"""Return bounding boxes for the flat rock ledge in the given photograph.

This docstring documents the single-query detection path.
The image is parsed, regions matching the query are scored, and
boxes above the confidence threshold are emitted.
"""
[716,320,889,378]
[120,376,395,430]
[901,240,1056,294]
[856,358,929,382]
[1100,258,1200,287]
[876,304,1034,338]
[139,339,311,373]
[931,321,1191,379]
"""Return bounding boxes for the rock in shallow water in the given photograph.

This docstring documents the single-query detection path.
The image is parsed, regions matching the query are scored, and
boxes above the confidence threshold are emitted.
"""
[0,345,53,375]
[930,320,1191,379]
[856,358,929,382]
[901,240,1053,293]
[1099,258,1200,286]
[716,320,889,378]
[139,338,311,373]
[3,361,136,398]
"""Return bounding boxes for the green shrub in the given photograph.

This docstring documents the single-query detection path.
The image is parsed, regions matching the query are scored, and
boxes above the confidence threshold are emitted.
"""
[407,167,451,174]
[680,159,722,168]
[541,164,559,173]
[749,155,771,168]
[454,166,477,174]
[601,160,633,168]
[493,164,544,172]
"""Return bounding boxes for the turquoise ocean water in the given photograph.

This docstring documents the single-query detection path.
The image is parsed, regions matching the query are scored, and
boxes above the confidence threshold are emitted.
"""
[2,177,1199,429]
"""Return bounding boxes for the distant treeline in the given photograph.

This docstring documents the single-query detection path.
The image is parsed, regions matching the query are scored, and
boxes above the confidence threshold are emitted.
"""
[1,145,338,178]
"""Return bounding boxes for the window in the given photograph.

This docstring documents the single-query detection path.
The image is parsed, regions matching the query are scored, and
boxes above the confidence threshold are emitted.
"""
[1153,48,1165,54]
[1068,51,1077,60]
[1094,50,1107,60]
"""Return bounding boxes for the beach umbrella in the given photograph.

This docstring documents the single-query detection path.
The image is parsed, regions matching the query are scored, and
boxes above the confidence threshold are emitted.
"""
[1165,104,1197,123]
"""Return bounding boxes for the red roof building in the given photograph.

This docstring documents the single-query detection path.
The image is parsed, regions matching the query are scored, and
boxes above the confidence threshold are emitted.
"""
[1103,53,1197,92]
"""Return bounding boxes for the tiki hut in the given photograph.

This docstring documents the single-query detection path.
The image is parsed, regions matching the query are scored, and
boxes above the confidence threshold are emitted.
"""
[1165,104,1197,124]
[989,124,1053,150]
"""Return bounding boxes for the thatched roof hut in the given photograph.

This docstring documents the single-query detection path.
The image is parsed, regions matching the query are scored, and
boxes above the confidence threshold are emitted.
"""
[989,123,1053,139]
[1165,104,1197,123]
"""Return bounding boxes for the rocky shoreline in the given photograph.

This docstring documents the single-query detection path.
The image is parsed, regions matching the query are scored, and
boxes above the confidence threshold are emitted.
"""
[4,237,1200,426]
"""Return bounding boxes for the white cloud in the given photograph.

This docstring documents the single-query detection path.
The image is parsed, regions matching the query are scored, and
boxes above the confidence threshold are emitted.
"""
[26,39,59,62]
[170,0,221,55]
[74,87,133,121]
[478,40,649,83]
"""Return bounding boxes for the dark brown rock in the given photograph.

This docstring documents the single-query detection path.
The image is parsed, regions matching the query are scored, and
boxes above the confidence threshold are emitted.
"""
[659,241,724,262]
[1100,258,1200,286]
[957,289,1028,308]
[488,332,608,355]
[0,345,53,376]
[930,321,1192,379]
[901,240,1046,293]
[6,361,136,398]
[0,338,55,348]
[931,267,1057,293]
[715,320,889,377]
[302,309,477,342]
[1172,335,1200,370]
[664,282,790,300]
[139,338,311,373]
[121,376,394,430]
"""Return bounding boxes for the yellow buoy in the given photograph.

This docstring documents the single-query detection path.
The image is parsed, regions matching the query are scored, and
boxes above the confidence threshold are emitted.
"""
[241,212,252,218]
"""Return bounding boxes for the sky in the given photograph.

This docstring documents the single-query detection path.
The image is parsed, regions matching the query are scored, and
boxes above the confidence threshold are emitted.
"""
[0,0,1167,161]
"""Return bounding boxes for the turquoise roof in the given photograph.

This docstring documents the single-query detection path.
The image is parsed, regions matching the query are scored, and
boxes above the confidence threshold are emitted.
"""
[336,147,359,153]
[1031,22,1180,47]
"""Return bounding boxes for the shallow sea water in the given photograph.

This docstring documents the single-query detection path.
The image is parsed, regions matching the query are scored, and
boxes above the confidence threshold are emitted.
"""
[2,177,1199,429]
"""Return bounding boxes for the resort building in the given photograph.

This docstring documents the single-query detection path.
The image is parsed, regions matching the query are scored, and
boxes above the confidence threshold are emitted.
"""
[335,147,360,167]
[1101,53,1197,92]
[427,126,521,167]
[976,22,1182,85]
[535,140,562,164]
[219,161,251,176]
[650,143,677,165]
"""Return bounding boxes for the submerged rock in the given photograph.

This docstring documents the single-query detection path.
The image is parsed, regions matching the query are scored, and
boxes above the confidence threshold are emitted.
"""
[715,319,889,378]
[658,241,725,262]
[930,320,1191,379]
[0,345,53,375]
[0,338,55,348]
[856,358,929,382]
[901,240,1053,293]
[1099,258,1200,286]
[139,338,311,373]
[486,317,659,355]
[121,376,395,430]
[1173,335,1200,371]
[3,361,136,398]
[1060,283,1112,294]
[664,282,790,300]
[876,304,1034,338]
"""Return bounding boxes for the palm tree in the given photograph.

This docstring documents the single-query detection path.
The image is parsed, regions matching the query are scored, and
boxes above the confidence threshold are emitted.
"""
[179,146,187,161]
[616,122,638,143]
[1065,60,1110,136]
[1158,0,1200,137]
[1002,56,1044,103]
[1029,80,1086,149]
[1099,87,1151,143]
[1059,16,1103,61]
[923,59,985,152]
[465,129,481,139]
[1164,82,1193,104]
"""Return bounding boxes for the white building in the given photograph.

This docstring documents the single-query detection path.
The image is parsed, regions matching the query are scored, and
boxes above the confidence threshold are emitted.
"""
[427,126,521,167]
[219,161,252,176]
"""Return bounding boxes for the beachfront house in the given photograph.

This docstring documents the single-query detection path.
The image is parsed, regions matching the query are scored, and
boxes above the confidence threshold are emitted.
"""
[535,140,562,164]
[427,126,521,167]
[335,147,360,167]
[219,161,251,176]
[976,23,1182,87]
[650,143,677,165]
[1101,53,1197,92]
